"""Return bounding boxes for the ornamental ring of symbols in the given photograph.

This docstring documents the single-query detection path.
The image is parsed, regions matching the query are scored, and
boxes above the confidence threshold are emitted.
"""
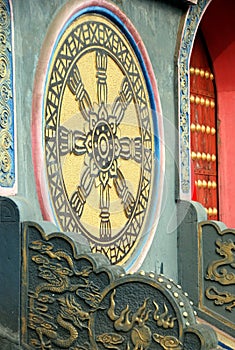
[41,7,162,267]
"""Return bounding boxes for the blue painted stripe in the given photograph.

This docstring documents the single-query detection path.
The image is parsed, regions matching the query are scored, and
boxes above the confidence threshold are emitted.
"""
[218,341,234,350]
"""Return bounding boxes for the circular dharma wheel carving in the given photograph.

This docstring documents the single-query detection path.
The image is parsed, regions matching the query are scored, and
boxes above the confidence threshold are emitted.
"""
[32,1,164,269]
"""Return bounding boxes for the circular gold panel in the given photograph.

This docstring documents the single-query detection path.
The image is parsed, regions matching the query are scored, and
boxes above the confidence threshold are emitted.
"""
[43,9,161,267]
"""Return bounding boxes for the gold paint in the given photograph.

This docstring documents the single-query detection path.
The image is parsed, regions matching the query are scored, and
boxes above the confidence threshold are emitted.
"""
[196,180,217,189]
[211,154,216,162]
[196,123,201,132]
[200,97,205,105]
[195,68,200,75]
[202,180,207,188]
[96,333,124,348]
[191,151,196,160]
[153,333,182,349]
[190,123,196,132]
[196,152,201,160]
[200,69,205,78]
[211,127,216,135]
[206,126,211,134]
[206,153,211,162]
[195,96,200,104]
[201,152,206,161]
[210,73,214,80]
[205,71,210,79]
[197,180,202,188]
[153,302,176,329]
[205,287,235,312]
[208,207,213,216]
[108,290,154,349]
[205,99,210,107]
[210,100,215,108]
[190,67,195,74]
[190,95,195,103]
[212,208,217,215]
[201,124,205,133]
[212,181,217,189]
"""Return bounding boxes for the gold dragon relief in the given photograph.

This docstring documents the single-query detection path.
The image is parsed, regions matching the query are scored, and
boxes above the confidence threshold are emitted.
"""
[205,238,235,312]
[25,237,183,350]
[22,223,217,349]
[25,239,103,349]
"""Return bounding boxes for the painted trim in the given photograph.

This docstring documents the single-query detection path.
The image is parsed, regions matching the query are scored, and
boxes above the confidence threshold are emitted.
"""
[0,0,17,194]
[177,0,212,200]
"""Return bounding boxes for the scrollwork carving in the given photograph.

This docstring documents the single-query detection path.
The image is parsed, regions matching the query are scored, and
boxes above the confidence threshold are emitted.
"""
[178,0,211,195]
[0,0,15,188]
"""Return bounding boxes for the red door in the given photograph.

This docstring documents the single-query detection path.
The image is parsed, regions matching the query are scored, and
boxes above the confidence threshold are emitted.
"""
[190,33,218,220]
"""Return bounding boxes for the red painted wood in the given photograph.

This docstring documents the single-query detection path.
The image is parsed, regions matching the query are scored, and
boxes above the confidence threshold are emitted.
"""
[200,0,235,227]
[190,33,218,220]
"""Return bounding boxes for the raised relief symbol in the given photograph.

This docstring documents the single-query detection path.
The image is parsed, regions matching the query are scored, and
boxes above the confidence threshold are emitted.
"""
[61,57,139,240]
[205,238,235,312]
[206,239,235,285]
[44,14,156,265]
[21,222,218,350]
[93,288,182,349]
[27,238,101,349]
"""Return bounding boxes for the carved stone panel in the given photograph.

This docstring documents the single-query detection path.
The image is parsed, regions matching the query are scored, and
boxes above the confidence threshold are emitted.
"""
[21,221,217,349]
[0,197,20,332]
[178,203,235,340]
[199,222,235,335]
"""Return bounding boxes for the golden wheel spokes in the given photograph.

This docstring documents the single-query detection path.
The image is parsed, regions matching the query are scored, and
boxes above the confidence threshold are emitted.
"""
[119,136,142,163]
[113,169,135,219]
[58,126,87,156]
[96,51,108,105]
[70,166,95,218]
[112,77,133,126]
[67,65,92,121]
[64,52,139,234]
[99,183,111,239]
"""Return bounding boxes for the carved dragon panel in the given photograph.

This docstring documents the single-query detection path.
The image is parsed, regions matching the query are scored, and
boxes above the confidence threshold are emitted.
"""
[21,221,217,349]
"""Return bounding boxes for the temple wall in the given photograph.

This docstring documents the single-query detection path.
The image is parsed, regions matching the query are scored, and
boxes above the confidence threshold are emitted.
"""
[11,0,184,279]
